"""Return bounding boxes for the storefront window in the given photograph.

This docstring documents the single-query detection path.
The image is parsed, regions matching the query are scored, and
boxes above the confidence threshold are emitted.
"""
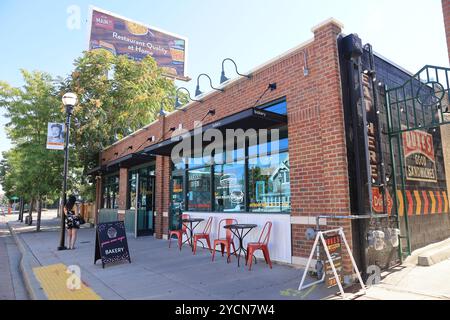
[187,167,211,211]
[248,152,290,212]
[258,99,287,115]
[214,161,245,212]
[170,99,291,214]
[171,174,184,211]
[248,127,288,159]
[102,174,119,209]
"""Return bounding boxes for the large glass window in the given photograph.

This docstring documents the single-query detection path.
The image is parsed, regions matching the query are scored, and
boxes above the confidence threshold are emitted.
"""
[187,167,211,211]
[214,161,245,212]
[102,174,119,209]
[248,152,290,213]
[170,99,291,214]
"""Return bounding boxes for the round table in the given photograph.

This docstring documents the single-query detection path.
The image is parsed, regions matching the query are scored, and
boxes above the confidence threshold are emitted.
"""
[224,224,258,267]
[182,218,205,251]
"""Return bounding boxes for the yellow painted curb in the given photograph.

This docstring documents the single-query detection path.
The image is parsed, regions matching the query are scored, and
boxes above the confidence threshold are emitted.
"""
[33,263,101,300]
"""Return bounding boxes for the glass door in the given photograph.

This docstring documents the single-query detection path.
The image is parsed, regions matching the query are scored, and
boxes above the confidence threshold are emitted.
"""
[137,174,155,236]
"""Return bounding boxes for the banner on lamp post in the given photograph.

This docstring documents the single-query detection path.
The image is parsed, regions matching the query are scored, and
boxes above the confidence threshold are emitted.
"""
[46,122,65,150]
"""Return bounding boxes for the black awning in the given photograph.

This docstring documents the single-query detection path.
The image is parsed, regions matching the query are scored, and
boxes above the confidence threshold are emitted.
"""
[86,165,106,176]
[144,107,287,156]
[106,152,153,170]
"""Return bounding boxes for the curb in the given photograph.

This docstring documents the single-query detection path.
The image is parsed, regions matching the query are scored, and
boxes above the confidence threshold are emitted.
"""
[418,247,450,267]
[377,284,450,300]
[7,223,48,300]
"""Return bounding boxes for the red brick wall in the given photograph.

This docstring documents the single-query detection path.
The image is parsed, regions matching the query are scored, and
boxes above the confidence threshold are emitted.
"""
[94,177,102,224]
[117,167,128,221]
[444,0,450,63]
[99,19,353,269]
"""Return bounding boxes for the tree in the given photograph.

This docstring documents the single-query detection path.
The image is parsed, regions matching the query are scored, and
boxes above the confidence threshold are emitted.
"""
[63,50,177,168]
[0,70,64,229]
[60,49,179,200]
[0,50,180,220]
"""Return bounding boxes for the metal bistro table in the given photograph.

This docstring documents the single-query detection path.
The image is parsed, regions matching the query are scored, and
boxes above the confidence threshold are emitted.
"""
[182,218,205,251]
[224,224,258,267]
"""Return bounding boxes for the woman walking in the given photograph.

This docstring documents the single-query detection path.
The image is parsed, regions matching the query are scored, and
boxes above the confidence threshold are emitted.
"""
[65,195,80,250]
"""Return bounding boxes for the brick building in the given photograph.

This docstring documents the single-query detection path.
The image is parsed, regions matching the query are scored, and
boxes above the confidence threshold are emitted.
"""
[89,12,450,278]
[444,0,450,62]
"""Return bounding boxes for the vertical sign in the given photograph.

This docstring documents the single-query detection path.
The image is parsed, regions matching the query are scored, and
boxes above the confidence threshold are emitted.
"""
[46,122,65,150]
[321,233,343,288]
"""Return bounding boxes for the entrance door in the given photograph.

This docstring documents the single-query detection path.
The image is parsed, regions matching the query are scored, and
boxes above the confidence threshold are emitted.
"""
[137,175,155,236]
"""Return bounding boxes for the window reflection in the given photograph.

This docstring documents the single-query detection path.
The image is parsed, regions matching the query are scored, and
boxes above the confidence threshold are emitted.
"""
[102,174,119,209]
[170,100,291,214]
[187,167,211,211]
[248,153,290,212]
[214,161,245,212]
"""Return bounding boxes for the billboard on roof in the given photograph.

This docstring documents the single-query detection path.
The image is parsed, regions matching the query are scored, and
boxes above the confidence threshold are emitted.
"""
[88,6,188,81]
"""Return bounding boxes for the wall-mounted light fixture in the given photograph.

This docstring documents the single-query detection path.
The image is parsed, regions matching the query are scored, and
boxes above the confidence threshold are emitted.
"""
[147,136,155,142]
[220,58,251,84]
[252,83,278,108]
[194,109,216,128]
[175,87,202,111]
[363,69,377,82]
[159,96,175,117]
[195,73,224,97]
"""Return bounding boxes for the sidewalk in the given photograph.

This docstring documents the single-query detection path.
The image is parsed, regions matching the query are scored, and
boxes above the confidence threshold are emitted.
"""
[353,244,450,300]
[9,212,450,300]
[7,214,339,300]
[0,215,29,300]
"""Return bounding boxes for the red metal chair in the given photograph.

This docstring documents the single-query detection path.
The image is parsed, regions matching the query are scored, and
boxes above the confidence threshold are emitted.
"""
[193,216,213,255]
[212,218,238,262]
[169,213,190,251]
[246,221,273,270]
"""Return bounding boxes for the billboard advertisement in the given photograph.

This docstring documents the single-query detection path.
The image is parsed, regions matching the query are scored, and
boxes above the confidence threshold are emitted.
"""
[88,7,188,80]
[46,123,65,150]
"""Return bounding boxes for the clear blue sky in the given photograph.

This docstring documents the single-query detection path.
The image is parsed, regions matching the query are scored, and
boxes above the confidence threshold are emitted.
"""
[0,0,448,159]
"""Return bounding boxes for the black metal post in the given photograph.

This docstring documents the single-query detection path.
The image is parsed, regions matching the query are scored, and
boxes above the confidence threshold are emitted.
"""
[57,105,73,251]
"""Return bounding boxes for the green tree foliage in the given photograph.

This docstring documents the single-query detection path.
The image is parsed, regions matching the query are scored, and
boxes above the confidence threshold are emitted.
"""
[0,71,64,220]
[62,49,177,172]
[0,50,179,205]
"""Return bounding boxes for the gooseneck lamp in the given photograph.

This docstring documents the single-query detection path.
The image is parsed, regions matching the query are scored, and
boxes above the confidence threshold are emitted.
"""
[195,73,224,97]
[175,87,202,110]
[220,58,251,84]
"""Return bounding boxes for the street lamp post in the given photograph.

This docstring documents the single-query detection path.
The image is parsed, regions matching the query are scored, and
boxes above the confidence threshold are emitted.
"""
[58,92,77,251]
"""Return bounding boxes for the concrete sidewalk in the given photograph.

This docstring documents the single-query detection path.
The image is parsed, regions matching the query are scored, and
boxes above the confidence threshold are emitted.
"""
[0,215,29,300]
[352,241,450,300]
[8,212,450,300]
[7,215,340,300]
